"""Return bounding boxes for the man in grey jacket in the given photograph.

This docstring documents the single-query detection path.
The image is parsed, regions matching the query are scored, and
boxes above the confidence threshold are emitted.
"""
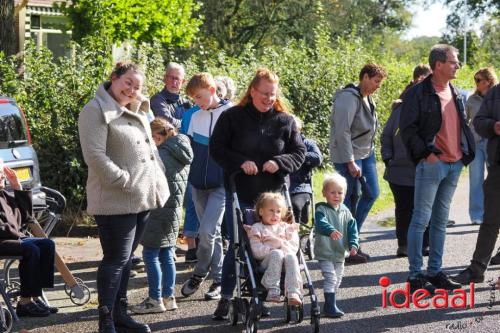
[330,63,387,263]
[453,83,500,284]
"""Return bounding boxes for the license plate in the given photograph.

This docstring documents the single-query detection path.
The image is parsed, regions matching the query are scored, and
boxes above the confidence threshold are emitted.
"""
[14,167,31,182]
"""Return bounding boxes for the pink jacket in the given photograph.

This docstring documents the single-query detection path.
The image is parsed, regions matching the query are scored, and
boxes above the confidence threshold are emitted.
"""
[244,222,300,261]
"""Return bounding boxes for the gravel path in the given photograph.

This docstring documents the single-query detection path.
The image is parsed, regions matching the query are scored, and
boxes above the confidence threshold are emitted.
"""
[14,175,500,333]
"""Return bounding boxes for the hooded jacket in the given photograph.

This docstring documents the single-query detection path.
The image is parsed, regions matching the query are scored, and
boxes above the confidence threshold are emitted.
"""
[329,84,378,163]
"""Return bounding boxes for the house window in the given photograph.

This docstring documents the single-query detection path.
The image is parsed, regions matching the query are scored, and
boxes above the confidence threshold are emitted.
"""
[29,15,71,59]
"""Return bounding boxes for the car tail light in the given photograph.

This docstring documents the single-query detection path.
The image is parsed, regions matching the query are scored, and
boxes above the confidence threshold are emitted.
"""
[0,99,10,104]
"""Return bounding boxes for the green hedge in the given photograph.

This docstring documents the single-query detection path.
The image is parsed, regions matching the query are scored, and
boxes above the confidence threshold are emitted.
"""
[0,39,475,211]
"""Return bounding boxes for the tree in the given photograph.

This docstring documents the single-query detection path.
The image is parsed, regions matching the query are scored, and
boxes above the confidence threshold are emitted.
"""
[442,0,500,18]
[60,0,202,47]
[0,0,16,57]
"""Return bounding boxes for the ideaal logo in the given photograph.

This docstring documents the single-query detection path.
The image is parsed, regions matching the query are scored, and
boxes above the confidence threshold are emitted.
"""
[379,276,475,309]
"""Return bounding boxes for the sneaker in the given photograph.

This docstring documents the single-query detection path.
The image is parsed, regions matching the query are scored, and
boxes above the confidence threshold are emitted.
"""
[163,296,178,311]
[129,297,166,314]
[490,248,500,265]
[446,220,456,227]
[35,299,58,314]
[345,253,368,264]
[131,255,142,267]
[204,282,221,300]
[185,248,198,263]
[396,246,407,257]
[471,219,482,225]
[408,274,436,295]
[181,275,204,297]
[16,301,50,317]
[266,288,281,303]
[212,298,230,320]
[452,267,485,284]
[427,271,462,290]
[287,293,302,306]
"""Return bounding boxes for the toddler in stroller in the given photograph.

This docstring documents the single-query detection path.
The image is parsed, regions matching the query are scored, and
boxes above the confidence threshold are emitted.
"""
[244,192,302,306]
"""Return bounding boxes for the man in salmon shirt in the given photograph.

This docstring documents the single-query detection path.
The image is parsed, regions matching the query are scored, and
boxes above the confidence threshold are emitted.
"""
[399,44,475,294]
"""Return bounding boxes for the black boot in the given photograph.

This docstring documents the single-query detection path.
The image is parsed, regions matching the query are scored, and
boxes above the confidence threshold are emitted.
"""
[99,306,117,333]
[113,298,151,333]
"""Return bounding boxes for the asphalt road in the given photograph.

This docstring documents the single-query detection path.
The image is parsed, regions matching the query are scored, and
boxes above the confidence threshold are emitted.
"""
[13,175,500,333]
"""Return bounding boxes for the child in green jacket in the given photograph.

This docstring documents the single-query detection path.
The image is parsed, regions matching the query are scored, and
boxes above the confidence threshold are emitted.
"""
[314,173,359,318]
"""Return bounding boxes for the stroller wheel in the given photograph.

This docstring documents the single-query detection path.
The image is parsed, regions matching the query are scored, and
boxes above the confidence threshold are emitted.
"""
[228,299,238,326]
[0,306,13,333]
[240,298,250,324]
[245,316,258,333]
[283,300,291,323]
[297,303,304,323]
[312,312,320,333]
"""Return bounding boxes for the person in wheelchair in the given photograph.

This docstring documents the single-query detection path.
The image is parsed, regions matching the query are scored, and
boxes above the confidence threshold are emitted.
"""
[0,161,56,317]
[243,192,302,306]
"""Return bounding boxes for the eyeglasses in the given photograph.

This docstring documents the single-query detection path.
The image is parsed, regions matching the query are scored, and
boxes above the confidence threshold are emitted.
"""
[166,75,183,82]
[446,60,461,67]
[254,88,277,99]
[474,77,484,84]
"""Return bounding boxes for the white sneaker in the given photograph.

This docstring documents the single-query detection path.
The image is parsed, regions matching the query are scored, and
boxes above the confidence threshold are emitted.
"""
[129,297,166,314]
[163,296,178,311]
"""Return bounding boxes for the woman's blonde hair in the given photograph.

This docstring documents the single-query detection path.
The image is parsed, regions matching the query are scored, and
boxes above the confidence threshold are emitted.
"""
[150,117,176,140]
[475,67,498,95]
[254,192,293,223]
[238,68,288,113]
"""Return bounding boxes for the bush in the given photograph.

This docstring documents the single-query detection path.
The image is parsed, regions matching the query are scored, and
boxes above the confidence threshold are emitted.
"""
[0,37,476,213]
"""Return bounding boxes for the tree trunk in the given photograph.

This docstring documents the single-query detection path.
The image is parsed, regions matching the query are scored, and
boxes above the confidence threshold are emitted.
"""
[0,0,16,57]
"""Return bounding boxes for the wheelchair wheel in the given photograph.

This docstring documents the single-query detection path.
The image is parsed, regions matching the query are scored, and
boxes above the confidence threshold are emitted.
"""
[64,277,86,296]
[69,283,91,306]
[240,298,250,324]
[245,316,258,333]
[6,281,20,303]
[228,298,238,326]
[0,306,13,333]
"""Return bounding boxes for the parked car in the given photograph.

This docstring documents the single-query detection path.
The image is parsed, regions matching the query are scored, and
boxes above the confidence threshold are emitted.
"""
[0,97,45,207]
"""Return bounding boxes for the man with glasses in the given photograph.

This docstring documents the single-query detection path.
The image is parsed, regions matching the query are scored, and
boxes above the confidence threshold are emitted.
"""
[150,62,192,129]
[399,44,475,293]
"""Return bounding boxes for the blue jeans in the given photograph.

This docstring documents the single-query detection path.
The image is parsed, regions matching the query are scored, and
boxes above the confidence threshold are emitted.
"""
[334,152,380,232]
[469,139,487,222]
[143,246,175,299]
[407,160,463,277]
[183,183,200,238]
[220,191,253,298]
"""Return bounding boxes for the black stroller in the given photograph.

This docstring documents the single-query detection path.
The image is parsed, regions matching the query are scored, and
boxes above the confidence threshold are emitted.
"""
[296,172,316,261]
[227,172,320,333]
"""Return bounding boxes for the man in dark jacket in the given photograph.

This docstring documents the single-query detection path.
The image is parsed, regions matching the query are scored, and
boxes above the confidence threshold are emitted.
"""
[150,62,192,129]
[0,161,56,317]
[399,44,475,294]
[453,84,500,284]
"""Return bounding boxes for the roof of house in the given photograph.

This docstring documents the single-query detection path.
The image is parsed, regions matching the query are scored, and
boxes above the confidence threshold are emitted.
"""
[15,0,66,7]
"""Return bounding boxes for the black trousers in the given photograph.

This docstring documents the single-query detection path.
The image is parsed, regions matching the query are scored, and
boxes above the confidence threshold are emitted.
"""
[291,192,311,225]
[95,211,149,309]
[19,238,55,297]
[470,165,500,272]
[389,183,429,247]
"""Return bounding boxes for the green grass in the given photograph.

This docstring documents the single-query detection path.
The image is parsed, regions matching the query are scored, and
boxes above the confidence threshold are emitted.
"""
[312,162,394,216]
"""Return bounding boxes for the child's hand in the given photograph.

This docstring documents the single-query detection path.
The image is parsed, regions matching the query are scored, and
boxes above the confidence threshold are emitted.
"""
[349,247,358,256]
[330,230,342,240]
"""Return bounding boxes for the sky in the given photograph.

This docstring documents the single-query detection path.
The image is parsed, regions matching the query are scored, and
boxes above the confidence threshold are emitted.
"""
[405,2,484,40]
[405,3,451,39]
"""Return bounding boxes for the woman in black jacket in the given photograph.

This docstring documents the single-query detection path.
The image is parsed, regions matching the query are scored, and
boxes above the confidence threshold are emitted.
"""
[209,68,306,319]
